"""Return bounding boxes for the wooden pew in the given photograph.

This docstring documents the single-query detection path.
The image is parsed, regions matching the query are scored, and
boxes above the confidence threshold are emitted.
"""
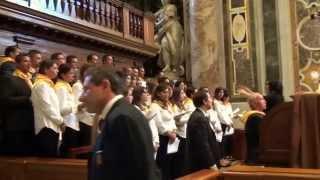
[259,102,294,166]
[177,169,221,180]
[0,157,87,180]
[222,165,320,180]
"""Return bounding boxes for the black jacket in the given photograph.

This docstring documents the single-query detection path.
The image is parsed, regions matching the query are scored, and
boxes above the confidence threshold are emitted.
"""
[89,98,161,180]
[187,108,220,173]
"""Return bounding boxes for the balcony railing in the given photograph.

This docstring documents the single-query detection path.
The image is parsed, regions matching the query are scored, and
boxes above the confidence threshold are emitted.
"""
[2,0,156,49]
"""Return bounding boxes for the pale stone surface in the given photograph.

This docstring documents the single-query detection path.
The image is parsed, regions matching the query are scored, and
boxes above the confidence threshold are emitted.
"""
[188,0,226,90]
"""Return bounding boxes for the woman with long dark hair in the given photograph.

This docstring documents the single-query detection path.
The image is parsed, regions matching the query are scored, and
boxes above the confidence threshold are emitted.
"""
[149,84,178,180]
[265,80,284,112]
[55,63,79,157]
[132,86,159,156]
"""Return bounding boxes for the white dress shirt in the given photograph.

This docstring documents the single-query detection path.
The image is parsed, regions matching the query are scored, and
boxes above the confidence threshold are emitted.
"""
[72,81,95,126]
[174,102,195,138]
[214,100,234,135]
[55,80,79,131]
[31,77,63,135]
[208,108,223,142]
[134,105,159,151]
[149,102,177,135]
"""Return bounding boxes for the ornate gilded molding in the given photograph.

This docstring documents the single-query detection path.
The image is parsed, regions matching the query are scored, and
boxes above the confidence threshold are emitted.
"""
[225,0,256,97]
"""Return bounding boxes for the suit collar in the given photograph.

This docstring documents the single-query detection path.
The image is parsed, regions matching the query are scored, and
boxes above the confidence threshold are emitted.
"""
[98,95,123,121]
[198,107,209,117]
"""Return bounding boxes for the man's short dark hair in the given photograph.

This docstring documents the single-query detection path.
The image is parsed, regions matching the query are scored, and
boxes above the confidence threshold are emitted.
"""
[4,46,19,57]
[193,90,209,108]
[102,55,113,63]
[15,53,30,64]
[85,66,123,94]
[39,60,55,74]
[87,54,97,62]
[79,63,93,83]
[158,76,169,85]
[66,55,77,64]
[186,86,196,98]
[51,52,63,60]
[28,49,41,57]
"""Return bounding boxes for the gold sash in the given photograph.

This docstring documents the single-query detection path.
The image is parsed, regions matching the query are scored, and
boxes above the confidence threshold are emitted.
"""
[240,110,265,124]
[13,69,33,88]
[34,74,55,88]
[55,80,73,94]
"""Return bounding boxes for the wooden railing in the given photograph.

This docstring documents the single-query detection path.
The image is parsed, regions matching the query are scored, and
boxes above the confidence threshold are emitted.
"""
[3,0,155,46]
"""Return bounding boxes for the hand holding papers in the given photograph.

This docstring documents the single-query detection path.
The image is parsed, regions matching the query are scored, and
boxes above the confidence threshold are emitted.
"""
[167,138,180,154]
[145,111,158,121]
[174,110,193,121]
[64,114,79,131]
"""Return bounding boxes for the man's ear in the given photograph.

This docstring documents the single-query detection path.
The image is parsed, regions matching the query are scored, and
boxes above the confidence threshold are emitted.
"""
[101,79,110,89]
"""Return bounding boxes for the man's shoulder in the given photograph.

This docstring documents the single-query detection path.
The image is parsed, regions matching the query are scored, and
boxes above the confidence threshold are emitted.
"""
[189,109,206,124]
[108,99,146,121]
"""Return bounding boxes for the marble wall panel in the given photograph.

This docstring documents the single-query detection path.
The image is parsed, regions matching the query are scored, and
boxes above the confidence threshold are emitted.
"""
[263,0,280,82]
[189,0,226,90]
[292,0,320,92]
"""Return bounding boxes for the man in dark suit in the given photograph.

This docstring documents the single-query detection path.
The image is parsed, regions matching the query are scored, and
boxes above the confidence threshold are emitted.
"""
[80,67,160,180]
[245,93,266,164]
[0,58,34,156]
[187,89,220,173]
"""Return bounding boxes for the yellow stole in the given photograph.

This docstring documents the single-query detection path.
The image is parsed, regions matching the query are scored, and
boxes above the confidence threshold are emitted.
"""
[55,80,73,94]
[154,100,174,113]
[0,56,14,65]
[13,69,33,88]
[34,74,55,89]
[183,97,193,106]
[240,110,266,124]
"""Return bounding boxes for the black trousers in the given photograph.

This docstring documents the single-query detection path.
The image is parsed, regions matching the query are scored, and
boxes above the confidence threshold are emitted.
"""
[156,135,180,180]
[1,130,34,156]
[60,127,80,157]
[79,122,92,146]
[35,127,59,157]
[172,136,188,178]
[221,124,233,157]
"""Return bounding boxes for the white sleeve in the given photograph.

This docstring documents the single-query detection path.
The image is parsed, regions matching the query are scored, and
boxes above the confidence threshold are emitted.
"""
[150,104,177,135]
[55,87,73,116]
[208,109,222,131]
[149,119,159,146]
[179,103,195,124]
[32,84,63,126]
[214,102,233,126]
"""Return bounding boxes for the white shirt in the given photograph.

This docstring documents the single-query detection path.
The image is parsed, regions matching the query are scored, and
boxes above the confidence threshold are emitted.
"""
[174,103,195,138]
[214,100,234,135]
[208,109,223,142]
[149,102,177,135]
[98,95,124,122]
[72,81,95,126]
[31,81,63,135]
[55,81,79,131]
[134,105,159,150]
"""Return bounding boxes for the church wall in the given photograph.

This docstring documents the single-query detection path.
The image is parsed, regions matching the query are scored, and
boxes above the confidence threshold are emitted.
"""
[188,0,227,91]
[0,29,140,69]
[223,0,258,100]
[289,0,320,92]
[263,0,281,82]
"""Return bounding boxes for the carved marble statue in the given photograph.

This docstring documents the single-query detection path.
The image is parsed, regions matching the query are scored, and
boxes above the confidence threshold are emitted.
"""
[155,0,184,74]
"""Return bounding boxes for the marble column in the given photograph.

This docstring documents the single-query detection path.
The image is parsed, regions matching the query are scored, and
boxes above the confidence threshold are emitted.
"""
[276,0,295,100]
[188,0,226,89]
